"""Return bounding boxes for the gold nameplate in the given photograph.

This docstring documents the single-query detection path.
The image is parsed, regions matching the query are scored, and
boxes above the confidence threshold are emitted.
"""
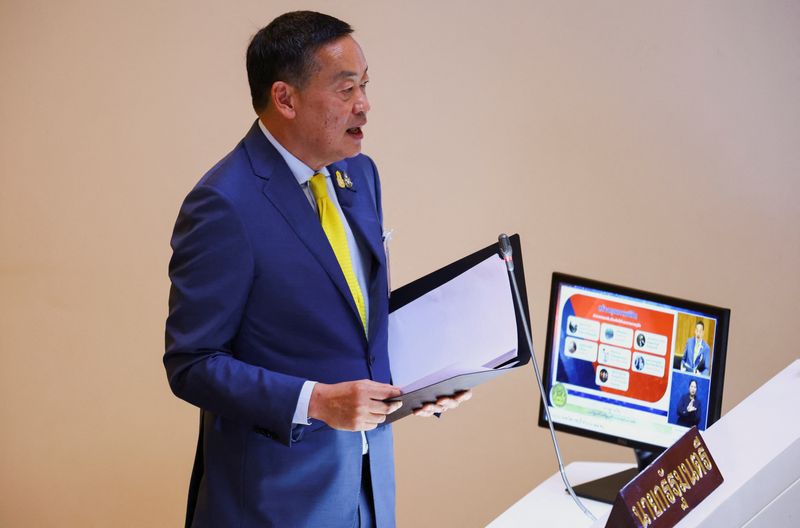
[605,427,723,528]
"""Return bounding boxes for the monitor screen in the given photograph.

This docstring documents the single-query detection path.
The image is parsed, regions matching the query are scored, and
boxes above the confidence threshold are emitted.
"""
[539,273,730,451]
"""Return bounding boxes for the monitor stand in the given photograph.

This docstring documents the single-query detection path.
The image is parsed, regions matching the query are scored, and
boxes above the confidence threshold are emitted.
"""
[570,448,664,504]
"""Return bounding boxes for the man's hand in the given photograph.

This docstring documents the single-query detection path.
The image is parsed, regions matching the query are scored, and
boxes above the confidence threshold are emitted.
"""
[308,380,403,431]
[412,390,472,418]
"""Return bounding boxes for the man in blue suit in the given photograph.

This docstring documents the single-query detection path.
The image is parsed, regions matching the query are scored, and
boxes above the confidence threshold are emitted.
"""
[164,11,468,528]
[680,321,711,376]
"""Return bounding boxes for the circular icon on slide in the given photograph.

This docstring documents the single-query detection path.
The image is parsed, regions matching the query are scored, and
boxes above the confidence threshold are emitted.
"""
[634,356,645,371]
[550,383,567,407]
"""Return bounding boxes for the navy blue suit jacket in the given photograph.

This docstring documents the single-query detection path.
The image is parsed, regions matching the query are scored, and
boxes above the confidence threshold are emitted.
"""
[676,393,702,427]
[165,121,394,527]
[680,337,710,376]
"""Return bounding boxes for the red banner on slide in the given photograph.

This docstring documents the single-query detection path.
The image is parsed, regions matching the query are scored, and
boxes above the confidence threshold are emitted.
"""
[569,294,674,402]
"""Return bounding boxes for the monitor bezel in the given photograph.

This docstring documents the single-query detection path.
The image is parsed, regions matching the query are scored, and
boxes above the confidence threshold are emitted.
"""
[538,272,731,452]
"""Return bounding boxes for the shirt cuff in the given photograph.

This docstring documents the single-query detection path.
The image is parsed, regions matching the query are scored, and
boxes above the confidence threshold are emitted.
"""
[292,380,317,425]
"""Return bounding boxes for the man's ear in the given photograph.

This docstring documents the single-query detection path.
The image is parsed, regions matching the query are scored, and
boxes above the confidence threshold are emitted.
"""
[271,81,297,119]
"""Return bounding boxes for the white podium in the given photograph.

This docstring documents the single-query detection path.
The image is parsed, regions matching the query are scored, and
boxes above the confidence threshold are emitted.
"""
[490,360,800,528]
[486,462,629,527]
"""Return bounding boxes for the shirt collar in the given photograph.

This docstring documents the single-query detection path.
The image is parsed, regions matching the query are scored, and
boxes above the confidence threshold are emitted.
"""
[258,119,329,185]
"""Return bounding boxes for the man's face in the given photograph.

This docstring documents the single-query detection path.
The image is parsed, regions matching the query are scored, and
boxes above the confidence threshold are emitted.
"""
[291,36,370,169]
[695,324,704,340]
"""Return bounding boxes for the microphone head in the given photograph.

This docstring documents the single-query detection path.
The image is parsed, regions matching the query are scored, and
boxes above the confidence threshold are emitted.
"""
[498,233,514,271]
[498,233,513,259]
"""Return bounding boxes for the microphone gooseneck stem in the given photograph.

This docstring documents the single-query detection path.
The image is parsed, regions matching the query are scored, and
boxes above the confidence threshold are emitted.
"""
[498,234,597,522]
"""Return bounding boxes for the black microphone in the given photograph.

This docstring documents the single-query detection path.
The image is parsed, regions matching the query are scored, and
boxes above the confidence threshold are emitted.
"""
[496,232,596,521]
[497,233,514,271]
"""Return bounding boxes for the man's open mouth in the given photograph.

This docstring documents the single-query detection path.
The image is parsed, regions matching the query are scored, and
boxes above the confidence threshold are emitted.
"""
[346,127,363,138]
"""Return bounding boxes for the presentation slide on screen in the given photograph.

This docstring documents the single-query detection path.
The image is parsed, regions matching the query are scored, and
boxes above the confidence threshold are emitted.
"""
[547,284,715,448]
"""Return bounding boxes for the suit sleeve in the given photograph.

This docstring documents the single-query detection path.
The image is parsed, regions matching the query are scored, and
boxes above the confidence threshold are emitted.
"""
[677,395,700,425]
[677,395,689,417]
[164,185,305,446]
[701,344,710,375]
[680,341,691,371]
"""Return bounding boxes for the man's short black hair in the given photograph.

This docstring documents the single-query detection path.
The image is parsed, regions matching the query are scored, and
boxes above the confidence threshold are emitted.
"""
[696,320,705,329]
[246,11,353,113]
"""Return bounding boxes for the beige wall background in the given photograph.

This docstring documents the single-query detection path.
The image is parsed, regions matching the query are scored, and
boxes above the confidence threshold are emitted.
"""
[2,1,798,526]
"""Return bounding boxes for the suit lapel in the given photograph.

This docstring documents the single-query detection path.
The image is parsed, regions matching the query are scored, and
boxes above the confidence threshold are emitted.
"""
[328,161,384,268]
[329,161,387,344]
[242,122,362,328]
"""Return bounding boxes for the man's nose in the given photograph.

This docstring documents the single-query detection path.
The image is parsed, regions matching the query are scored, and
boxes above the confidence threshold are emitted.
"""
[354,91,370,114]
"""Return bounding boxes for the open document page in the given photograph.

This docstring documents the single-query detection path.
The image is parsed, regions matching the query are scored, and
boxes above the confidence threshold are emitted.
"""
[388,254,518,392]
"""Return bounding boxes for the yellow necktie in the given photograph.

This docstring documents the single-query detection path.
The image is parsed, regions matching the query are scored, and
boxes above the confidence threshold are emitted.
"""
[309,173,367,333]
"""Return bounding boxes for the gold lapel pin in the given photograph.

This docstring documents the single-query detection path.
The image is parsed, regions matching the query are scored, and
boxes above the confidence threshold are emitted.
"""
[335,170,346,189]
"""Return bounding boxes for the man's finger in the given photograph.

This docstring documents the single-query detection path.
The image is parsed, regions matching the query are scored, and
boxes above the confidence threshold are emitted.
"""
[367,382,402,400]
[413,402,443,416]
[454,390,472,402]
[366,412,387,424]
[436,397,459,410]
[367,399,402,415]
[419,402,444,414]
[435,390,472,409]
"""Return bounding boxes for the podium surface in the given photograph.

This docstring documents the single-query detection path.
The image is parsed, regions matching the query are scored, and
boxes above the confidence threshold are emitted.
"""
[588,359,800,527]
[490,360,800,528]
[486,461,630,527]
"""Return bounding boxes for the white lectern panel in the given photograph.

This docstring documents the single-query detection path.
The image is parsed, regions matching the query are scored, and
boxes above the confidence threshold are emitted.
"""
[589,359,800,527]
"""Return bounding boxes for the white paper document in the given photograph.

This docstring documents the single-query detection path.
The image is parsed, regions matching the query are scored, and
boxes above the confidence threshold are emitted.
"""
[388,255,518,392]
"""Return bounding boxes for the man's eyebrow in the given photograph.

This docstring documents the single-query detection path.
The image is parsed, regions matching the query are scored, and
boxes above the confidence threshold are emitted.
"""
[334,66,369,81]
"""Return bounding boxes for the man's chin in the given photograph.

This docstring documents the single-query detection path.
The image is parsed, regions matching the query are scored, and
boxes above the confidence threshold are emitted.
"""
[340,143,362,160]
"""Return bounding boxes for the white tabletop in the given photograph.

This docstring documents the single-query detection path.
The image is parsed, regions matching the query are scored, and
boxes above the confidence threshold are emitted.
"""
[487,461,634,528]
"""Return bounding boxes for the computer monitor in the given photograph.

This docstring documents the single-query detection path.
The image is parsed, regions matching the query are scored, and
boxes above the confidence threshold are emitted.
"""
[538,273,730,501]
